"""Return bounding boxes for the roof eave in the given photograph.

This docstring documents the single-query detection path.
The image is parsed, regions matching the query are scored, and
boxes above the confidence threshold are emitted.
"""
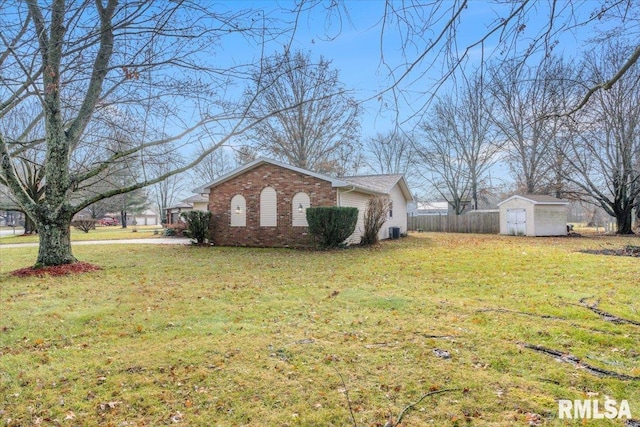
[201,158,348,191]
[497,195,570,206]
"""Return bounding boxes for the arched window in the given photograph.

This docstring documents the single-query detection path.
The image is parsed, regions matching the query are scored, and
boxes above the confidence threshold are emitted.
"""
[230,194,246,227]
[260,187,277,227]
[292,192,310,227]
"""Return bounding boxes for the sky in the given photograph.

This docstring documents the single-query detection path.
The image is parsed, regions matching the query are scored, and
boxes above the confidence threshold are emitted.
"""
[132,1,619,201]
[215,1,599,139]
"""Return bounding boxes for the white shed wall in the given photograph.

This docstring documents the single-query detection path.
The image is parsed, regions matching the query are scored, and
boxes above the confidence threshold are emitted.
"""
[500,197,568,236]
[533,205,568,236]
[499,198,534,235]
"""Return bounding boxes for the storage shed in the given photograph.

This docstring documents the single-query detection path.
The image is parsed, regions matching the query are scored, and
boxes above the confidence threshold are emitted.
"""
[497,195,570,236]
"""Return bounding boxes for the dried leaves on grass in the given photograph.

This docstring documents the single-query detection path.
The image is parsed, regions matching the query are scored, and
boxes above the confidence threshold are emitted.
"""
[11,261,101,277]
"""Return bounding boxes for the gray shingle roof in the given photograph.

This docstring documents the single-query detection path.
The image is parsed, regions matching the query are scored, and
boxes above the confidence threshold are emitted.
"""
[195,158,413,202]
[342,174,404,194]
[182,194,208,204]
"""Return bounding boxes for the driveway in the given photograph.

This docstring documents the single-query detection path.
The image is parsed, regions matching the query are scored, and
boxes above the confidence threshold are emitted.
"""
[0,228,24,237]
[0,238,193,249]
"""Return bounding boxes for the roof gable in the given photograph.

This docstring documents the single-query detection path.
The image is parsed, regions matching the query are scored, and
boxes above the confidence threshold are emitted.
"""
[196,158,348,193]
[497,194,570,206]
[195,158,413,202]
[343,174,403,193]
[344,174,413,202]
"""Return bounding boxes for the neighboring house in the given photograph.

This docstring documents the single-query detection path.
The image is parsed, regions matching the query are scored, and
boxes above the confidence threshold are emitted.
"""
[165,195,208,225]
[165,202,195,225]
[197,158,413,247]
[408,201,449,216]
[131,209,161,226]
[498,194,570,236]
[183,194,209,211]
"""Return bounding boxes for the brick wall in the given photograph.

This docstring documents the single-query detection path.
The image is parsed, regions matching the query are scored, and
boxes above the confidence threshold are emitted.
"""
[208,163,337,247]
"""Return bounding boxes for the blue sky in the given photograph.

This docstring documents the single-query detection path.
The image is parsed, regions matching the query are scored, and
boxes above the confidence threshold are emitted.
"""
[183,1,607,191]
[222,0,595,138]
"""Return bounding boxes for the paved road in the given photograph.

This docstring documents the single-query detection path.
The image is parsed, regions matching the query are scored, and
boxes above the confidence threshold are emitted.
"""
[0,238,192,249]
[0,228,25,237]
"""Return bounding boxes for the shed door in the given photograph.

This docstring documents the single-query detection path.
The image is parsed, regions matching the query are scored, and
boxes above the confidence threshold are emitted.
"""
[507,209,526,235]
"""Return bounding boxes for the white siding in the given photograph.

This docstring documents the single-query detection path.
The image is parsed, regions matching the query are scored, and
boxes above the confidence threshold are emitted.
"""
[534,205,568,236]
[379,184,408,240]
[499,198,534,235]
[260,187,277,227]
[230,194,246,227]
[499,197,568,236]
[339,184,409,244]
[292,192,310,227]
[192,201,208,211]
[338,190,371,245]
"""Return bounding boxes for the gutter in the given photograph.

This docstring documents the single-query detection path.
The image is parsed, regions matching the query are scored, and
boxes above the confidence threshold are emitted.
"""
[337,186,356,207]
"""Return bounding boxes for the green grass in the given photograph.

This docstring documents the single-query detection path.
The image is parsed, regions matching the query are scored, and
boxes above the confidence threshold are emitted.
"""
[1,233,639,426]
[0,225,164,244]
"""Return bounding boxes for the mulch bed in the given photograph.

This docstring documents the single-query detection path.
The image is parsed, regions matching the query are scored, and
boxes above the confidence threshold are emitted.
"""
[11,262,101,277]
[580,245,640,258]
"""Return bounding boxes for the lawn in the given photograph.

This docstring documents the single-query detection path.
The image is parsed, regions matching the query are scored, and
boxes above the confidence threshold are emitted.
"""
[1,233,639,426]
[0,225,164,244]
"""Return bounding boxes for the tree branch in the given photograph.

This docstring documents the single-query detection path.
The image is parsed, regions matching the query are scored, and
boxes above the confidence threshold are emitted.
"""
[65,0,117,146]
[564,44,640,116]
[394,388,460,426]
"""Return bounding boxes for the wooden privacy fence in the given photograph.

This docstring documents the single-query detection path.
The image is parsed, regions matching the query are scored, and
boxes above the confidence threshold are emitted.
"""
[408,211,500,234]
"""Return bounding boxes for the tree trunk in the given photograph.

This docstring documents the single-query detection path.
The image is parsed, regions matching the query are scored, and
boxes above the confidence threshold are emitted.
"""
[24,215,38,234]
[120,210,127,228]
[36,214,76,267]
[471,181,478,211]
[615,210,634,235]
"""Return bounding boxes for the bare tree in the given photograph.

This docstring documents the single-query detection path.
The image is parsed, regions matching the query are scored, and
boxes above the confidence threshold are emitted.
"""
[417,74,500,213]
[244,49,361,176]
[153,172,185,225]
[368,1,640,122]
[361,196,392,246]
[191,148,234,184]
[233,145,259,167]
[487,58,568,194]
[365,131,414,175]
[0,153,44,234]
[0,1,308,266]
[564,41,640,234]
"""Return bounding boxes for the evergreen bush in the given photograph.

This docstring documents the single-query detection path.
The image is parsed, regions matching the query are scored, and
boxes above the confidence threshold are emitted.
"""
[306,206,358,248]
[181,211,212,244]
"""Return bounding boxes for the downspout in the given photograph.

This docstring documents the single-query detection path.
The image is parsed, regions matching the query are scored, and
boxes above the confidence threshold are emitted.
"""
[337,186,356,206]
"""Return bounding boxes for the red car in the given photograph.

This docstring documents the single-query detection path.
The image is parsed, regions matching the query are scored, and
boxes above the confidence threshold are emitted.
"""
[98,217,119,226]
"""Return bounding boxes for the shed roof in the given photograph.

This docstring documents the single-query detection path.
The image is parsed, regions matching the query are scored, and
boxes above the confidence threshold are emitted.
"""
[497,194,570,206]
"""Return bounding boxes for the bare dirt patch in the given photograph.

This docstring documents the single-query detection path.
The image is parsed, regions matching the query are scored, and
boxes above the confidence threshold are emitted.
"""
[581,245,640,258]
[11,262,101,277]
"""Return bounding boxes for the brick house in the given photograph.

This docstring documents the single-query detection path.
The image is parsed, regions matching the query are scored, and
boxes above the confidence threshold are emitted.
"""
[194,158,413,247]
